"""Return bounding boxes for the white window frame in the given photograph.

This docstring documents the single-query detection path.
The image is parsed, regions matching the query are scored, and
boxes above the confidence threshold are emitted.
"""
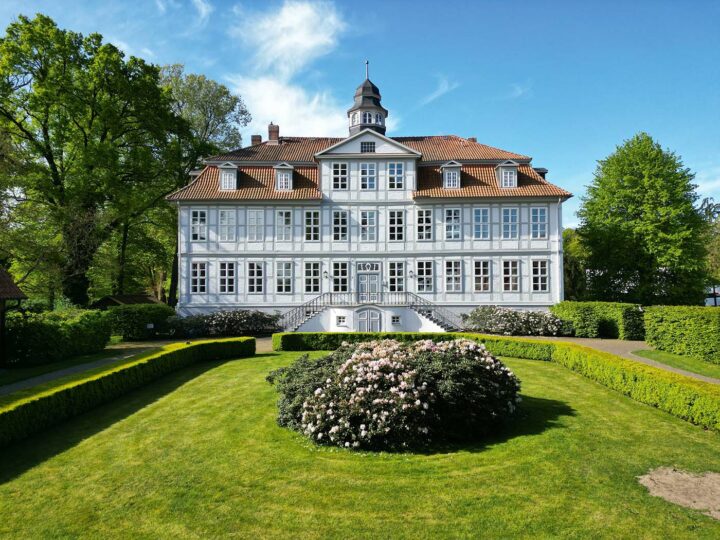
[444,170,460,189]
[361,113,373,126]
[332,162,348,190]
[276,171,292,191]
[531,207,548,239]
[247,262,264,294]
[445,208,461,240]
[219,262,236,294]
[502,207,519,239]
[388,261,405,292]
[332,262,349,292]
[473,260,491,292]
[276,210,292,242]
[191,261,207,293]
[333,210,348,241]
[360,162,377,190]
[532,259,549,292]
[502,168,517,188]
[360,210,377,242]
[304,262,321,293]
[445,260,462,293]
[388,210,405,242]
[304,210,320,242]
[473,207,490,240]
[247,209,265,242]
[417,260,434,293]
[218,209,236,242]
[220,169,235,190]
[391,315,401,325]
[190,210,207,241]
[336,315,347,326]
[416,208,433,241]
[276,261,293,294]
[388,162,405,190]
[503,260,520,292]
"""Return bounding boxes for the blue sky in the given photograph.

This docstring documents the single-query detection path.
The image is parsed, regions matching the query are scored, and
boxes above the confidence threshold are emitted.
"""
[1,0,719,226]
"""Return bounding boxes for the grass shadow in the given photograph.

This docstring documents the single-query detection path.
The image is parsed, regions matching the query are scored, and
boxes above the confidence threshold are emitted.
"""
[0,359,229,485]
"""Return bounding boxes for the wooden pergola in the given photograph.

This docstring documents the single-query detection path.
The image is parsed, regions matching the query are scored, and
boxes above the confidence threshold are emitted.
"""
[0,268,26,365]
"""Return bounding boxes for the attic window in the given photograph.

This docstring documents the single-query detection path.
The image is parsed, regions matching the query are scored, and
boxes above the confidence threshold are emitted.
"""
[444,170,460,189]
[502,169,517,188]
[360,141,375,153]
[220,169,235,190]
[276,171,292,191]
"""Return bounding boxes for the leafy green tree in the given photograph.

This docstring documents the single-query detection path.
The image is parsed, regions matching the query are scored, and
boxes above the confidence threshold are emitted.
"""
[578,133,708,305]
[562,228,587,300]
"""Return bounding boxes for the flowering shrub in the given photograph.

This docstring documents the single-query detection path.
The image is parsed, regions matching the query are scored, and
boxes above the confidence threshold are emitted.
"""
[462,305,571,336]
[268,338,521,450]
[168,310,281,338]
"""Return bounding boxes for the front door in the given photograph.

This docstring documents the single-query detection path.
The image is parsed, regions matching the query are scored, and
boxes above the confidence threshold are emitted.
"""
[357,308,381,332]
[357,273,380,303]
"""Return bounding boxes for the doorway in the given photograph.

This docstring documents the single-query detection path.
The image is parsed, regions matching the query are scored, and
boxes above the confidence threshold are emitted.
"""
[357,308,382,332]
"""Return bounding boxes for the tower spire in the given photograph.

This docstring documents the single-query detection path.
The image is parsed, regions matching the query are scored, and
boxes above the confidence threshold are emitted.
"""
[365,60,369,80]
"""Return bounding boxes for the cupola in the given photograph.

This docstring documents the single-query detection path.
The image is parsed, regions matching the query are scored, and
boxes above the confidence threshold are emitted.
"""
[347,61,388,136]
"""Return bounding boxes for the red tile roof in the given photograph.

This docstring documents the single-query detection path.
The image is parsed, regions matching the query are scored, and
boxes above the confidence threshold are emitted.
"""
[167,166,322,201]
[414,164,571,199]
[0,268,27,300]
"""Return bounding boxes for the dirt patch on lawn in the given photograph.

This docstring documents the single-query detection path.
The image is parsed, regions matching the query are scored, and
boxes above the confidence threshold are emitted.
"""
[638,467,720,520]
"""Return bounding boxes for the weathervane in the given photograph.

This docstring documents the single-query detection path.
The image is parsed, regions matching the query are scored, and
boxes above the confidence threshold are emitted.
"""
[365,59,369,79]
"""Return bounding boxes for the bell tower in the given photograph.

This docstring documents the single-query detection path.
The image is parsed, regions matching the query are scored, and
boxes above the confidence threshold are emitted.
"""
[347,61,388,136]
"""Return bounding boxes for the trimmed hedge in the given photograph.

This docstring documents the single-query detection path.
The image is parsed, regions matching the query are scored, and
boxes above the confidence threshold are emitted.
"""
[645,306,720,364]
[0,337,255,447]
[272,332,720,431]
[3,310,112,366]
[109,304,176,341]
[550,301,645,340]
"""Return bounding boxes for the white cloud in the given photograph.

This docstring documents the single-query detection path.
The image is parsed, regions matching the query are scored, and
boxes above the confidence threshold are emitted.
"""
[155,0,167,13]
[695,165,720,198]
[419,75,459,106]
[191,0,214,26]
[500,81,534,100]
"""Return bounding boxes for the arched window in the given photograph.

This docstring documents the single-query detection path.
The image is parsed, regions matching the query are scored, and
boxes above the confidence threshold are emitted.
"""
[351,112,358,125]
[375,113,382,124]
[362,111,372,124]
[357,308,382,332]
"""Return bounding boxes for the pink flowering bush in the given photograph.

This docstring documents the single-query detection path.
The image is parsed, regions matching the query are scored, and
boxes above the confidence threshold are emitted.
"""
[268,338,521,451]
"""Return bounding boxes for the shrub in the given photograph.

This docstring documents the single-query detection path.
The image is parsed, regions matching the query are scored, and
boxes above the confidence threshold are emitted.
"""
[3,310,111,366]
[0,337,255,447]
[644,306,720,364]
[462,305,570,336]
[268,339,521,450]
[168,310,281,338]
[109,304,176,341]
[550,301,645,340]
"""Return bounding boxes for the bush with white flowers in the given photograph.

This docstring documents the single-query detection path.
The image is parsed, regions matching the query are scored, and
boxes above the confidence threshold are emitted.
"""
[462,305,571,336]
[268,338,521,451]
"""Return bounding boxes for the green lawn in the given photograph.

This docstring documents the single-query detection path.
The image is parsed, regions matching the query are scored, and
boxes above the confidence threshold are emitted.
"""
[633,349,720,380]
[1,351,719,538]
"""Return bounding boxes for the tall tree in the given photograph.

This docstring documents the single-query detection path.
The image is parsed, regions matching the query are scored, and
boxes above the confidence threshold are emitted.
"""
[0,15,181,305]
[578,132,708,305]
[562,228,587,301]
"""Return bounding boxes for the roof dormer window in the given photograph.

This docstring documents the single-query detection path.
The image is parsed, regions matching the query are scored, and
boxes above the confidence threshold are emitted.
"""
[273,162,294,191]
[218,163,237,190]
[496,160,519,188]
[440,161,462,189]
[360,141,375,153]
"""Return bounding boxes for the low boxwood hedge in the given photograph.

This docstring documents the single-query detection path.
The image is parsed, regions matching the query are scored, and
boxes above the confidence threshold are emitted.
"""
[645,306,720,364]
[0,337,255,447]
[109,304,176,341]
[272,332,720,431]
[549,301,645,340]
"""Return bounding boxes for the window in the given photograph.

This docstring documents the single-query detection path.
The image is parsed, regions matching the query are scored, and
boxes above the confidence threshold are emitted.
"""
[388,262,405,292]
[191,262,207,293]
[360,163,376,189]
[220,169,235,190]
[247,209,264,242]
[444,170,460,189]
[362,112,373,125]
[445,260,462,292]
[360,141,375,153]
[218,210,236,242]
[473,260,491,292]
[502,168,517,188]
[388,163,404,189]
[304,262,320,293]
[503,260,520,292]
[417,261,434,293]
[304,210,320,241]
[360,210,377,241]
[502,208,519,239]
[332,262,349,292]
[531,207,548,239]
[375,113,382,124]
[276,210,292,241]
[351,113,358,125]
[388,210,405,241]
[190,210,207,241]
[276,171,292,191]
[333,210,348,241]
[391,315,401,325]
[247,262,264,293]
[276,262,292,293]
[219,262,235,293]
[532,260,549,292]
[473,208,490,240]
[336,315,347,326]
[332,163,348,190]
[445,208,461,240]
[415,209,433,241]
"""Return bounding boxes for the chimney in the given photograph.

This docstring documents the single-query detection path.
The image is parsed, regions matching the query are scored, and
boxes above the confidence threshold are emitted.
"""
[533,167,548,179]
[268,122,279,145]
[251,134,262,146]
[467,137,477,143]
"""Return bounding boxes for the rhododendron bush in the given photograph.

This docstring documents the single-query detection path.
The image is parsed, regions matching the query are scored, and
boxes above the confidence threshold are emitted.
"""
[267,339,521,450]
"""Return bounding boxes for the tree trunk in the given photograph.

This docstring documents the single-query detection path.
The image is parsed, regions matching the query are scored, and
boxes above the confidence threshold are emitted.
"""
[168,234,179,307]
[60,210,101,307]
[114,221,130,296]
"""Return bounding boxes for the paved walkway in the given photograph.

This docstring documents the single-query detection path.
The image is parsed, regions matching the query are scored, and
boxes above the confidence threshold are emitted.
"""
[532,336,720,385]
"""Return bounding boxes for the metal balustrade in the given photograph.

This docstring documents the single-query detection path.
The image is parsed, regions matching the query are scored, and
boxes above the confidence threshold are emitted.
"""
[279,291,464,332]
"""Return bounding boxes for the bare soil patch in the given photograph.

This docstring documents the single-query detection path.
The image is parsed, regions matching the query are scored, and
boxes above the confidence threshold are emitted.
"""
[638,467,720,520]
